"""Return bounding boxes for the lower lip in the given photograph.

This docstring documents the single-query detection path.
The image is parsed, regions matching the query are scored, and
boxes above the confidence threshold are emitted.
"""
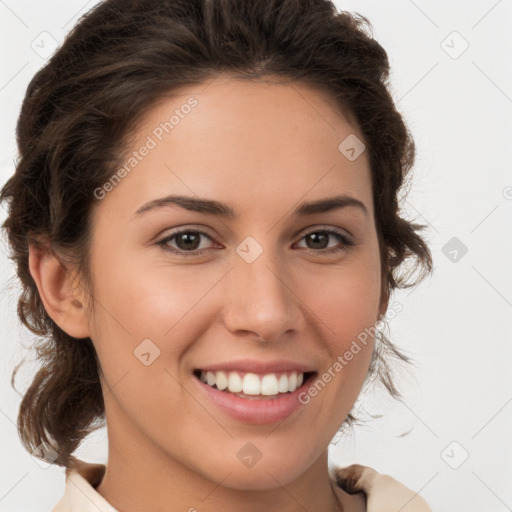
[193,373,315,424]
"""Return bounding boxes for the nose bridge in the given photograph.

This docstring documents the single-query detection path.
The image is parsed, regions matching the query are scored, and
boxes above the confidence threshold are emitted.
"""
[223,236,302,341]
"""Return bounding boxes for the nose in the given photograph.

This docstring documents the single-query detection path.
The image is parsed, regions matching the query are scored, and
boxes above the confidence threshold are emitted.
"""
[222,245,304,343]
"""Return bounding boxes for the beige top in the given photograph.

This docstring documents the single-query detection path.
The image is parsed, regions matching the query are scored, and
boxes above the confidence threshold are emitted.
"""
[50,459,433,511]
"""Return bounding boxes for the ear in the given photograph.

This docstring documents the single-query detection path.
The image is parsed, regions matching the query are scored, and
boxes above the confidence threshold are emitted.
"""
[28,242,91,339]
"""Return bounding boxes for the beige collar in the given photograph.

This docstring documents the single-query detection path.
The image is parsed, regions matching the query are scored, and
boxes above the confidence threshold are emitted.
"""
[51,459,432,511]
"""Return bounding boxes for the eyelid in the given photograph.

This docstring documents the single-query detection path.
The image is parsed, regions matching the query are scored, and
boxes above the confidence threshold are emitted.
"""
[296,224,353,239]
[155,224,217,243]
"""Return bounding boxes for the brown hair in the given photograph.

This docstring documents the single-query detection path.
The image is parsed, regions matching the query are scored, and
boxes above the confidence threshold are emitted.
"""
[0,0,432,469]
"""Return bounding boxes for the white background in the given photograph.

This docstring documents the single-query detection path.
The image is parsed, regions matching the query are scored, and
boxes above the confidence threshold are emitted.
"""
[1,1,511,511]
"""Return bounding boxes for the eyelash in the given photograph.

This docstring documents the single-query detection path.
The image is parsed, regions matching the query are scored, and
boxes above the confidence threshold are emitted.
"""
[156,227,355,257]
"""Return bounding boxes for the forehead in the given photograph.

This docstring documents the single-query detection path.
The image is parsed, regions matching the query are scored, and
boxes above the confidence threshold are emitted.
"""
[99,76,373,220]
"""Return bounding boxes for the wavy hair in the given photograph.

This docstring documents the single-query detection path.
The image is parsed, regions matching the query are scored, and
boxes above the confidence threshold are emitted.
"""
[0,0,433,469]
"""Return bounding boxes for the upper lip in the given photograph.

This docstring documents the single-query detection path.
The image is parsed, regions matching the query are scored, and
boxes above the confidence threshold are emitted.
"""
[195,359,316,375]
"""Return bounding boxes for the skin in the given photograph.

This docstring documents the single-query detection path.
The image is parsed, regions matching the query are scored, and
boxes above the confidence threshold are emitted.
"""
[29,76,387,512]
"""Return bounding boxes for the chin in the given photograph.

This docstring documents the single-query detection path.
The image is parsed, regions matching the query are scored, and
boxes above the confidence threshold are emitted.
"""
[198,454,312,491]
[225,466,305,491]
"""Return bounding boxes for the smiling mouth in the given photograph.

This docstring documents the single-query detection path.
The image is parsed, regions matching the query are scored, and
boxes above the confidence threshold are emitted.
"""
[193,369,316,399]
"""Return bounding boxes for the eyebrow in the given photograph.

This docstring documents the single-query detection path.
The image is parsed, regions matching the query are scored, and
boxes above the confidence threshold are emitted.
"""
[134,194,368,218]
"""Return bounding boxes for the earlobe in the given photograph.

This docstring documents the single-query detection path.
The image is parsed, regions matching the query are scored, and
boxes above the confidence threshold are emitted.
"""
[28,243,91,339]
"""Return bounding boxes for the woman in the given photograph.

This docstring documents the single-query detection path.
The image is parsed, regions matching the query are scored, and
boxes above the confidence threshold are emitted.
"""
[1,0,434,510]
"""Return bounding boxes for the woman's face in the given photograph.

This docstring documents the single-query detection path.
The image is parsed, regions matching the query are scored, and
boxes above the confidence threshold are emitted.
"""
[84,76,383,489]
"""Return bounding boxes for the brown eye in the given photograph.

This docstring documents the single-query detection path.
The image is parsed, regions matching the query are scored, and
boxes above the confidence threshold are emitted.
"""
[296,229,354,253]
[173,232,202,251]
[304,232,330,250]
[158,230,215,256]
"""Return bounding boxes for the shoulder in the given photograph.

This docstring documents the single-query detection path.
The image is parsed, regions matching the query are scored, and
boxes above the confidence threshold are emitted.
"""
[49,460,116,512]
[330,463,434,512]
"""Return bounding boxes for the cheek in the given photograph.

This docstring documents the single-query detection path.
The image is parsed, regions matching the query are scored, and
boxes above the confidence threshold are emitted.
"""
[85,253,213,433]
[90,235,201,328]
[297,249,382,339]
[86,248,225,378]
[294,251,380,394]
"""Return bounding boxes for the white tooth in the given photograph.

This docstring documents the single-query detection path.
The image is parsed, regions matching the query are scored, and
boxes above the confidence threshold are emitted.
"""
[207,370,305,396]
[261,374,279,395]
[288,371,298,392]
[215,371,228,390]
[242,373,261,395]
[227,372,243,393]
[278,373,289,393]
[206,371,216,387]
